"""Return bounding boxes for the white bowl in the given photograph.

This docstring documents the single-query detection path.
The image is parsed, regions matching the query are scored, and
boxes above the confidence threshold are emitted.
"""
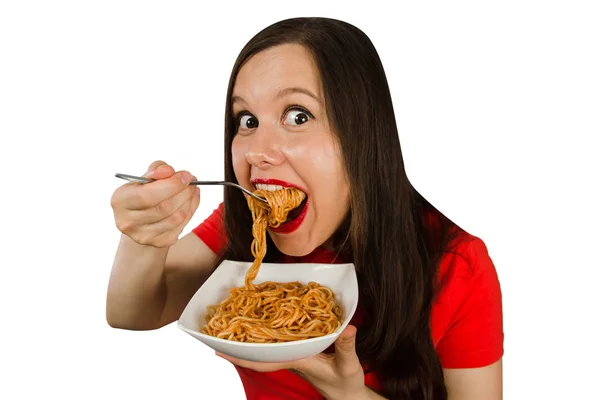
[177,260,359,363]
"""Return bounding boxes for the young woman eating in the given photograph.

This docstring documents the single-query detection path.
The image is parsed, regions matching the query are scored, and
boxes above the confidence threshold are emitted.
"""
[107,17,503,400]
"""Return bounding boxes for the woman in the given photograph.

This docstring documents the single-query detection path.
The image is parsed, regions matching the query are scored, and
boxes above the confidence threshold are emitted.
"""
[107,17,503,400]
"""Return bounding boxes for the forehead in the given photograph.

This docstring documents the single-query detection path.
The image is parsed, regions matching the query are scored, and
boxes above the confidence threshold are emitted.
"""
[233,43,322,99]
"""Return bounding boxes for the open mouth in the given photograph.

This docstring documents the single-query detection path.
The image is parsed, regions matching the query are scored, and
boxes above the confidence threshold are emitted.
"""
[253,180,309,233]
[285,195,308,222]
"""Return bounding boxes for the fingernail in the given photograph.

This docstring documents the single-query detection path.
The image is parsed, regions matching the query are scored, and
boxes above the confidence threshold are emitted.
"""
[181,172,191,184]
[195,186,200,195]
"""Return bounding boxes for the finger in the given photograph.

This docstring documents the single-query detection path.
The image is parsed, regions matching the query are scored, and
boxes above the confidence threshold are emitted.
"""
[144,192,195,237]
[147,164,175,180]
[144,161,173,179]
[126,171,193,210]
[287,353,333,379]
[215,352,294,372]
[130,185,196,224]
[150,185,200,246]
[184,186,201,225]
[185,176,201,222]
[333,325,359,368]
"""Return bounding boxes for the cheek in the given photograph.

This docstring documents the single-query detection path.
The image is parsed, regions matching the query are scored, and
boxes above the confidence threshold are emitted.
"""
[309,137,346,186]
[282,132,343,173]
[320,141,345,177]
[285,134,348,201]
[231,137,249,183]
[316,141,350,209]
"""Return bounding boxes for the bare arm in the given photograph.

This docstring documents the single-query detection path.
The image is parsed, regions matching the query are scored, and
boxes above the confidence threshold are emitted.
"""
[106,231,218,330]
[159,231,218,327]
[444,359,503,400]
[356,360,502,400]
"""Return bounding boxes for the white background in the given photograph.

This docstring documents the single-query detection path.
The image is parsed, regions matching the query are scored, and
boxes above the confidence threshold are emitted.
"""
[1,1,598,399]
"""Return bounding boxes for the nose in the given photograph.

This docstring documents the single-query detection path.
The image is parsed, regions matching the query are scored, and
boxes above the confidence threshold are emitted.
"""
[245,126,285,169]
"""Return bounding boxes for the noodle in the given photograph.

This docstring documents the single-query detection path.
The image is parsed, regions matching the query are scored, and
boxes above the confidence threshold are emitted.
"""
[201,187,344,343]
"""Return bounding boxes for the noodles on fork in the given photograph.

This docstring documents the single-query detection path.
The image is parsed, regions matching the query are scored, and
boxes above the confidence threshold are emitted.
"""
[201,187,344,343]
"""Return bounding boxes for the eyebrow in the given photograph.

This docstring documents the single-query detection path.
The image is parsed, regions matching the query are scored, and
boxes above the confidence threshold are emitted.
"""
[231,87,322,106]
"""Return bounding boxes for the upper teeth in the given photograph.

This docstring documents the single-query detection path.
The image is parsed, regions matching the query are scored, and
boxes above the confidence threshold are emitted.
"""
[255,183,285,191]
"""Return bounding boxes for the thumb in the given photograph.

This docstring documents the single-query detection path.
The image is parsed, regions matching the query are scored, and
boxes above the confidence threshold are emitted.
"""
[334,325,358,362]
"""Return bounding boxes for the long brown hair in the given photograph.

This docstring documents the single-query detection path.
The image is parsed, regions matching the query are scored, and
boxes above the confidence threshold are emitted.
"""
[219,17,457,400]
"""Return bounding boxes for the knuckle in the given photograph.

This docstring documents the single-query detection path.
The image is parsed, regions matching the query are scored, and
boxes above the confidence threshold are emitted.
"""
[137,237,152,247]
[166,233,180,246]
[175,171,191,185]
[115,218,134,234]
[114,219,124,232]
[135,232,155,247]
[156,199,172,216]
[134,235,148,246]
[129,230,172,248]
[131,190,149,209]
[169,209,187,226]
[155,233,178,248]
[110,192,119,210]
[110,187,128,210]
[191,198,200,213]
[149,160,167,170]
[151,239,164,248]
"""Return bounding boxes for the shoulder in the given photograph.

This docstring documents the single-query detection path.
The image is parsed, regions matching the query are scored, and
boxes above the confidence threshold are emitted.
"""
[432,231,504,368]
[439,232,499,286]
[191,203,227,255]
[422,210,498,286]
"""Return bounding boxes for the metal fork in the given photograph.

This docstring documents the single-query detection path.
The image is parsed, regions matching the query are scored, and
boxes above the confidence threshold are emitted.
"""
[114,173,267,203]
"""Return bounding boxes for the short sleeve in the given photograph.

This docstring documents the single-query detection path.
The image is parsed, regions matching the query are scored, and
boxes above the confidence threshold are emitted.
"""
[192,203,228,255]
[435,237,504,369]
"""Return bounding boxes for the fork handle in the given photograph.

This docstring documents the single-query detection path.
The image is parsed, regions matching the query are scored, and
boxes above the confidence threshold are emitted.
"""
[114,174,267,203]
[114,174,223,186]
[189,181,226,186]
[190,181,265,202]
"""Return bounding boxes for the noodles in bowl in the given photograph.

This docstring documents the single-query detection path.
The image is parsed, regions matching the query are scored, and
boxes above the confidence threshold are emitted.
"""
[177,188,358,362]
[202,188,343,343]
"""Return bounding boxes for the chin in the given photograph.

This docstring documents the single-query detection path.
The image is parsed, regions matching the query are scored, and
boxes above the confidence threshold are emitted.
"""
[269,235,316,258]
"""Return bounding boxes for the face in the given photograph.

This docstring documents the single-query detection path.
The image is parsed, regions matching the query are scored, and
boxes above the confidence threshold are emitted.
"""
[231,43,350,257]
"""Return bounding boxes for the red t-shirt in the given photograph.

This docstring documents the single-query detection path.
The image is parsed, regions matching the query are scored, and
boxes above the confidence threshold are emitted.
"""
[192,203,503,399]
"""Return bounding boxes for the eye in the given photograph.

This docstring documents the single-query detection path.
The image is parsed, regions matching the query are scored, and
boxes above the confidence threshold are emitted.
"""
[238,113,259,130]
[283,107,313,126]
